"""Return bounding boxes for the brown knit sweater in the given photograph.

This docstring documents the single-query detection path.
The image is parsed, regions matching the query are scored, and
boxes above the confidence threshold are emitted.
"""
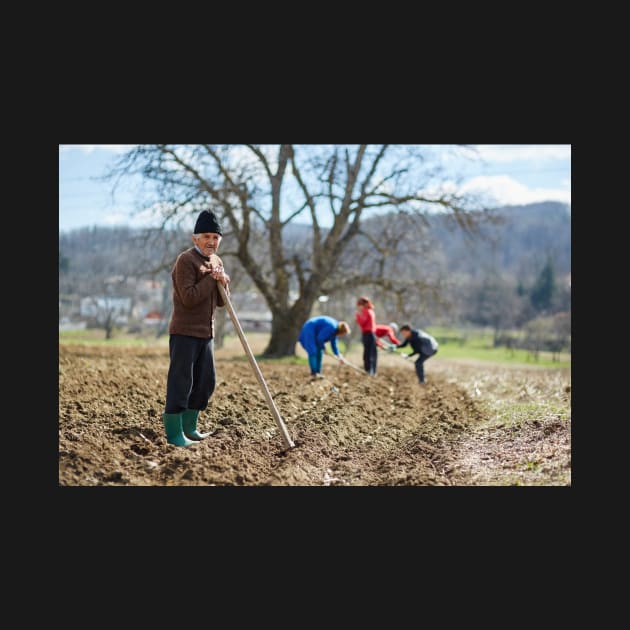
[168,247,225,339]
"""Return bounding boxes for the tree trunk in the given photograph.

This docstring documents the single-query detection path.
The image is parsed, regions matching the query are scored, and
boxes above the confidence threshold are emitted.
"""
[214,306,227,349]
[493,325,500,347]
[105,313,114,340]
[263,312,304,358]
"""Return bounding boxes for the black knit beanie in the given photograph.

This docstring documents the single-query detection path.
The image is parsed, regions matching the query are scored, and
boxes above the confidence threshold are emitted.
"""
[194,210,223,235]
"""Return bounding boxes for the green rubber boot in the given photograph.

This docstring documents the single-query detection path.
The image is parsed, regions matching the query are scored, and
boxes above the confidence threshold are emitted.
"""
[162,412,196,447]
[182,409,211,441]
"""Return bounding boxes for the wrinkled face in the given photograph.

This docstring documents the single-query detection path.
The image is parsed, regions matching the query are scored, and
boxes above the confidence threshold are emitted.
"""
[192,232,222,257]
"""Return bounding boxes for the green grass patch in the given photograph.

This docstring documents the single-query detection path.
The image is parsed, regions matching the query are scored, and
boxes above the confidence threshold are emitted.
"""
[430,343,570,368]
[491,401,570,427]
[59,329,168,347]
[424,325,468,343]
[60,327,570,368]
[422,326,570,368]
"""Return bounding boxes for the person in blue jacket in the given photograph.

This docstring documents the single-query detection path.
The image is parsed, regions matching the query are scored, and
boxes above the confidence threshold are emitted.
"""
[298,316,351,378]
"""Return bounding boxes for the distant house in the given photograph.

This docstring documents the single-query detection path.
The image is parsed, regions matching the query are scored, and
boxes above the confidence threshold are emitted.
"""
[131,280,165,319]
[59,318,87,331]
[143,310,167,326]
[229,310,272,332]
[225,292,272,332]
[137,279,163,301]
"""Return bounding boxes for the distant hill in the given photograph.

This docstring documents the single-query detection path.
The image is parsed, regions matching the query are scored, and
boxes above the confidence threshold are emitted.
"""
[428,201,571,278]
[60,201,571,295]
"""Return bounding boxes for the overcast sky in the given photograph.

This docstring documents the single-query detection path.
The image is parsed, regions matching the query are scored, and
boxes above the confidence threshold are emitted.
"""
[59,144,571,232]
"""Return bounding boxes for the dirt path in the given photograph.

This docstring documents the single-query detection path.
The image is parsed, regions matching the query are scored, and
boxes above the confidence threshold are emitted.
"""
[59,345,571,486]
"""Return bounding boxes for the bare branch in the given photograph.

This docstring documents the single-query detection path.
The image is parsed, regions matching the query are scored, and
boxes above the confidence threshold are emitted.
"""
[290,147,322,261]
[328,149,338,216]
[340,145,367,214]
[280,199,311,226]
[358,145,389,201]
[364,166,408,198]
[158,146,224,207]
[322,273,438,295]
[245,144,273,180]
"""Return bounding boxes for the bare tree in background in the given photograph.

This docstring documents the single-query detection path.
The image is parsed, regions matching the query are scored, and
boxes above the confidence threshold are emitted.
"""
[83,278,132,340]
[322,210,456,325]
[108,144,486,357]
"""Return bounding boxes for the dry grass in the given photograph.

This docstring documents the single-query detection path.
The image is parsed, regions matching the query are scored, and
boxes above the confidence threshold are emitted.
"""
[430,360,571,485]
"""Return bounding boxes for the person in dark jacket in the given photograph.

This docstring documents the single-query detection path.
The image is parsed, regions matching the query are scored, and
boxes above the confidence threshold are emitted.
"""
[298,316,351,378]
[162,210,230,447]
[396,325,439,384]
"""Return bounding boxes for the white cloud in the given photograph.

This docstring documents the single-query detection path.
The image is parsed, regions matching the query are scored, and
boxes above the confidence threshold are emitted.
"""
[461,175,571,205]
[102,212,128,225]
[415,180,459,199]
[473,145,571,162]
[102,205,161,228]
[59,144,136,155]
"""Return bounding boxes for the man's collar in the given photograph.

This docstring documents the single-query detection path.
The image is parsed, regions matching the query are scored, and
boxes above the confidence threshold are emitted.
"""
[193,245,209,259]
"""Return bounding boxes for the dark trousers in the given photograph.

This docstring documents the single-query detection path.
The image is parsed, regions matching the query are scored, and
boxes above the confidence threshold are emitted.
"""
[414,350,436,383]
[165,334,216,414]
[362,332,377,375]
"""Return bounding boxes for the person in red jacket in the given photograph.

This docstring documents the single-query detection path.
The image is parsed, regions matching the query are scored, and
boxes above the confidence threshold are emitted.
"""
[355,296,377,375]
[375,322,401,350]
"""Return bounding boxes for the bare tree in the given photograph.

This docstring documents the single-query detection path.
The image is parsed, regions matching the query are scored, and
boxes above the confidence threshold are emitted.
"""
[322,210,456,325]
[84,280,131,340]
[108,145,486,357]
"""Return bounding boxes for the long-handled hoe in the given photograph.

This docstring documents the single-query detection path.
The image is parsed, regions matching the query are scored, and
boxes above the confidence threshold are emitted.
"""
[209,254,295,451]
[325,349,366,374]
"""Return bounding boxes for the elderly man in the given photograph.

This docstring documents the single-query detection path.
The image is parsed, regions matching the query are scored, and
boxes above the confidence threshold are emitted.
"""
[162,210,230,447]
